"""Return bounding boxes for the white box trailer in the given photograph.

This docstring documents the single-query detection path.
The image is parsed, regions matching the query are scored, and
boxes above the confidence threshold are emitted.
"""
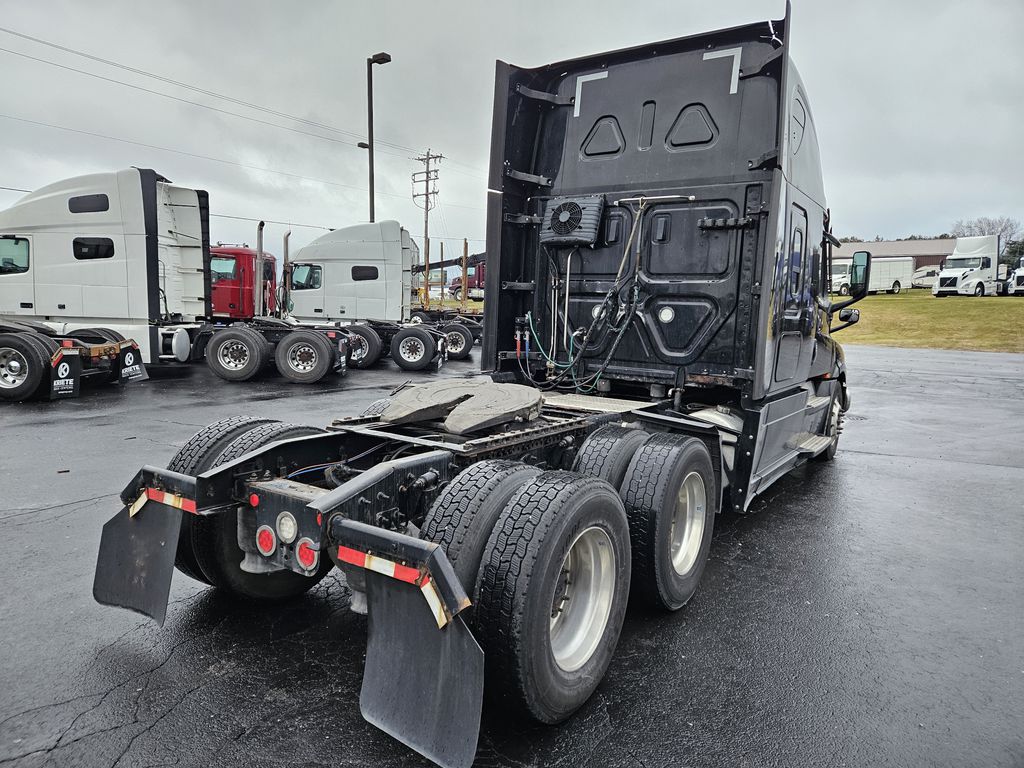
[830,255,913,295]
[0,168,210,364]
[933,235,1000,297]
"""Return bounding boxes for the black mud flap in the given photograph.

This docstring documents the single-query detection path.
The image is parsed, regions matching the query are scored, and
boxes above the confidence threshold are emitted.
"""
[361,571,484,768]
[47,348,82,399]
[117,343,149,383]
[92,502,181,626]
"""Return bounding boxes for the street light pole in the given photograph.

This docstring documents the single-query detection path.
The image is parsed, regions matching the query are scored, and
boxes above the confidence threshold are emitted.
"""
[365,51,391,223]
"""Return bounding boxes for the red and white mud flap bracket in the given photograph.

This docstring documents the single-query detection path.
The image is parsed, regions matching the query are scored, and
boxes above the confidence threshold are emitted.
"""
[92,465,201,627]
[331,518,484,768]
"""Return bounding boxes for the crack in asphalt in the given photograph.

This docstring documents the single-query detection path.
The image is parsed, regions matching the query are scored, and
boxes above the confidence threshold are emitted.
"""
[0,493,118,521]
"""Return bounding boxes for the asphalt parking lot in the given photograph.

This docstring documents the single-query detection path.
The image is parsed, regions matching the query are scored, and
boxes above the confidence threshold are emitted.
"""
[1,346,1022,768]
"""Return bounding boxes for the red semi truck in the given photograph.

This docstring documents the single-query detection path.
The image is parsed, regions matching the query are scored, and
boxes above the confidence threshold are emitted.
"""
[210,245,277,320]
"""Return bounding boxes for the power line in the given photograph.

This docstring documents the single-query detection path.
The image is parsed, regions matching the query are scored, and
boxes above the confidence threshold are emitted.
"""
[0,46,418,161]
[210,214,330,230]
[0,113,489,218]
[0,112,409,199]
[0,25,488,172]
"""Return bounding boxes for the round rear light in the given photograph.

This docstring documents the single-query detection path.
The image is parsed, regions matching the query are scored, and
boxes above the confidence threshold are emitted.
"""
[296,538,318,571]
[276,511,298,543]
[256,525,276,556]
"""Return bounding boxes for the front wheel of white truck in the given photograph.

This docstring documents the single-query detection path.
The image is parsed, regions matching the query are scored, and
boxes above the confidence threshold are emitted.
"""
[473,471,631,724]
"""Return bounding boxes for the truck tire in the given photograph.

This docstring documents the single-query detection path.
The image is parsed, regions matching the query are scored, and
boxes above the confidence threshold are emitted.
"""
[168,416,280,583]
[453,287,463,302]
[346,324,383,368]
[410,311,431,324]
[0,333,48,401]
[474,471,631,724]
[572,424,651,489]
[440,322,473,360]
[206,327,266,381]
[621,433,716,611]
[391,326,436,371]
[69,327,125,343]
[420,460,541,592]
[974,283,984,297]
[189,421,333,600]
[274,330,333,383]
[890,281,901,294]
[813,396,843,463]
[839,284,850,296]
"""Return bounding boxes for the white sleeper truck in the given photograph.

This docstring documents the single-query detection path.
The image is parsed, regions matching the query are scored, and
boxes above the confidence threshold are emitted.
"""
[933,235,1000,297]
[0,168,210,366]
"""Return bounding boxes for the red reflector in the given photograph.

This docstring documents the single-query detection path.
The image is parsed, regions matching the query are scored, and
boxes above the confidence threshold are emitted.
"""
[249,493,259,507]
[296,538,318,570]
[61,339,74,348]
[256,526,276,556]
[316,512,323,526]
[327,331,336,339]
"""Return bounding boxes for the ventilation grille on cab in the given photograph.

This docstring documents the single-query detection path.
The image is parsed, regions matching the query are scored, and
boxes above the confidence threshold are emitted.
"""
[539,195,605,246]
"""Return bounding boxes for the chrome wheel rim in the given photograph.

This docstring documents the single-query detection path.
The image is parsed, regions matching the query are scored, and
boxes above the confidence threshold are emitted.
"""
[445,331,466,354]
[349,336,367,362]
[549,525,615,672]
[287,343,318,372]
[669,472,707,576]
[399,337,425,362]
[0,347,28,389]
[217,340,250,370]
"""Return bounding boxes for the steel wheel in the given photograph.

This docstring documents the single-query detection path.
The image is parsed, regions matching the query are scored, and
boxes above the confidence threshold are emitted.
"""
[0,347,28,390]
[399,336,425,362]
[445,329,467,356]
[286,342,319,373]
[549,525,616,673]
[348,335,367,363]
[217,340,250,370]
[669,471,707,577]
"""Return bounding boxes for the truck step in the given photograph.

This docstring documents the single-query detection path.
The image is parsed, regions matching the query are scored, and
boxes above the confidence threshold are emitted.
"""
[805,395,831,411]
[795,433,833,454]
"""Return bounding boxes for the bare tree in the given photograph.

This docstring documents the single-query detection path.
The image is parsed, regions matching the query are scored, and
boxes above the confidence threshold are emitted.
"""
[951,216,1021,254]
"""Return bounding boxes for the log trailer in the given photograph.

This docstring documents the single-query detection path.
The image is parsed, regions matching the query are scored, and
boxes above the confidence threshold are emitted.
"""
[93,9,871,768]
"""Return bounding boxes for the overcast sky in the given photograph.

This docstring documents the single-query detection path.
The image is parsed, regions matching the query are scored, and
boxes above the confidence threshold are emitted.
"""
[0,0,1021,254]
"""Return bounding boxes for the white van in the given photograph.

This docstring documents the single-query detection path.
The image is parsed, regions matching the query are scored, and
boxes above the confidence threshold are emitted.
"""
[830,255,914,295]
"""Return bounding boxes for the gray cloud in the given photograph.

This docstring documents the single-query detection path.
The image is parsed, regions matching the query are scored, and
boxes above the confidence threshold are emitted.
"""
[0,0,1020,252]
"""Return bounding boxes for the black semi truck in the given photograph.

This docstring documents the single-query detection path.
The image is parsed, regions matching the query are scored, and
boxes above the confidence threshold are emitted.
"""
[93,9,871,768]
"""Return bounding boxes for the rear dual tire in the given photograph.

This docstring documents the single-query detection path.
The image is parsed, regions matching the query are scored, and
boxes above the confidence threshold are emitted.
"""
[440,322,473,361]
[391,326,437,371]
[421,464,631,725]
[0,333,51,401]
[346,324,383,368]
[274,330,333,383]
[206,327,269,382]
[168,417,333,599]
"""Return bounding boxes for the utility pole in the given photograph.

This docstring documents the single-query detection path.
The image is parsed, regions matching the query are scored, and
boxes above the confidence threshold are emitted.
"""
[461,238,468,311]
[412,149,442,308]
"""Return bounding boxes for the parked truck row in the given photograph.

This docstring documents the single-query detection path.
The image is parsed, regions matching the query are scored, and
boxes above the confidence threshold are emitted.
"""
[0,169,487,398]
[93,10,874,768]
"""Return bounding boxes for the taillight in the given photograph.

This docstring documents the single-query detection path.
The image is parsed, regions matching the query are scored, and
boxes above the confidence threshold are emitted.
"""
[276,511,298,543]
[256,525,276,556]
[296,538,318,571]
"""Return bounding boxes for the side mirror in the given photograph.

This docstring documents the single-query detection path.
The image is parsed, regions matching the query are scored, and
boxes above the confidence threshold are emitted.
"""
[831,307,860,332]
[832,250,871,312]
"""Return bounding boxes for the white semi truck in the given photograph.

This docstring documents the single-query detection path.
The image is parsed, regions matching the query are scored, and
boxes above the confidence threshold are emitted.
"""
[1007,255,1024,296]
[0,168,206,366]
[830,255,913,295]
[933,235,1000,297]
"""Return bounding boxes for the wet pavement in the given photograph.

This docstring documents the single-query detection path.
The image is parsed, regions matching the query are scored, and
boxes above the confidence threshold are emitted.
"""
[0,346,1022,768]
